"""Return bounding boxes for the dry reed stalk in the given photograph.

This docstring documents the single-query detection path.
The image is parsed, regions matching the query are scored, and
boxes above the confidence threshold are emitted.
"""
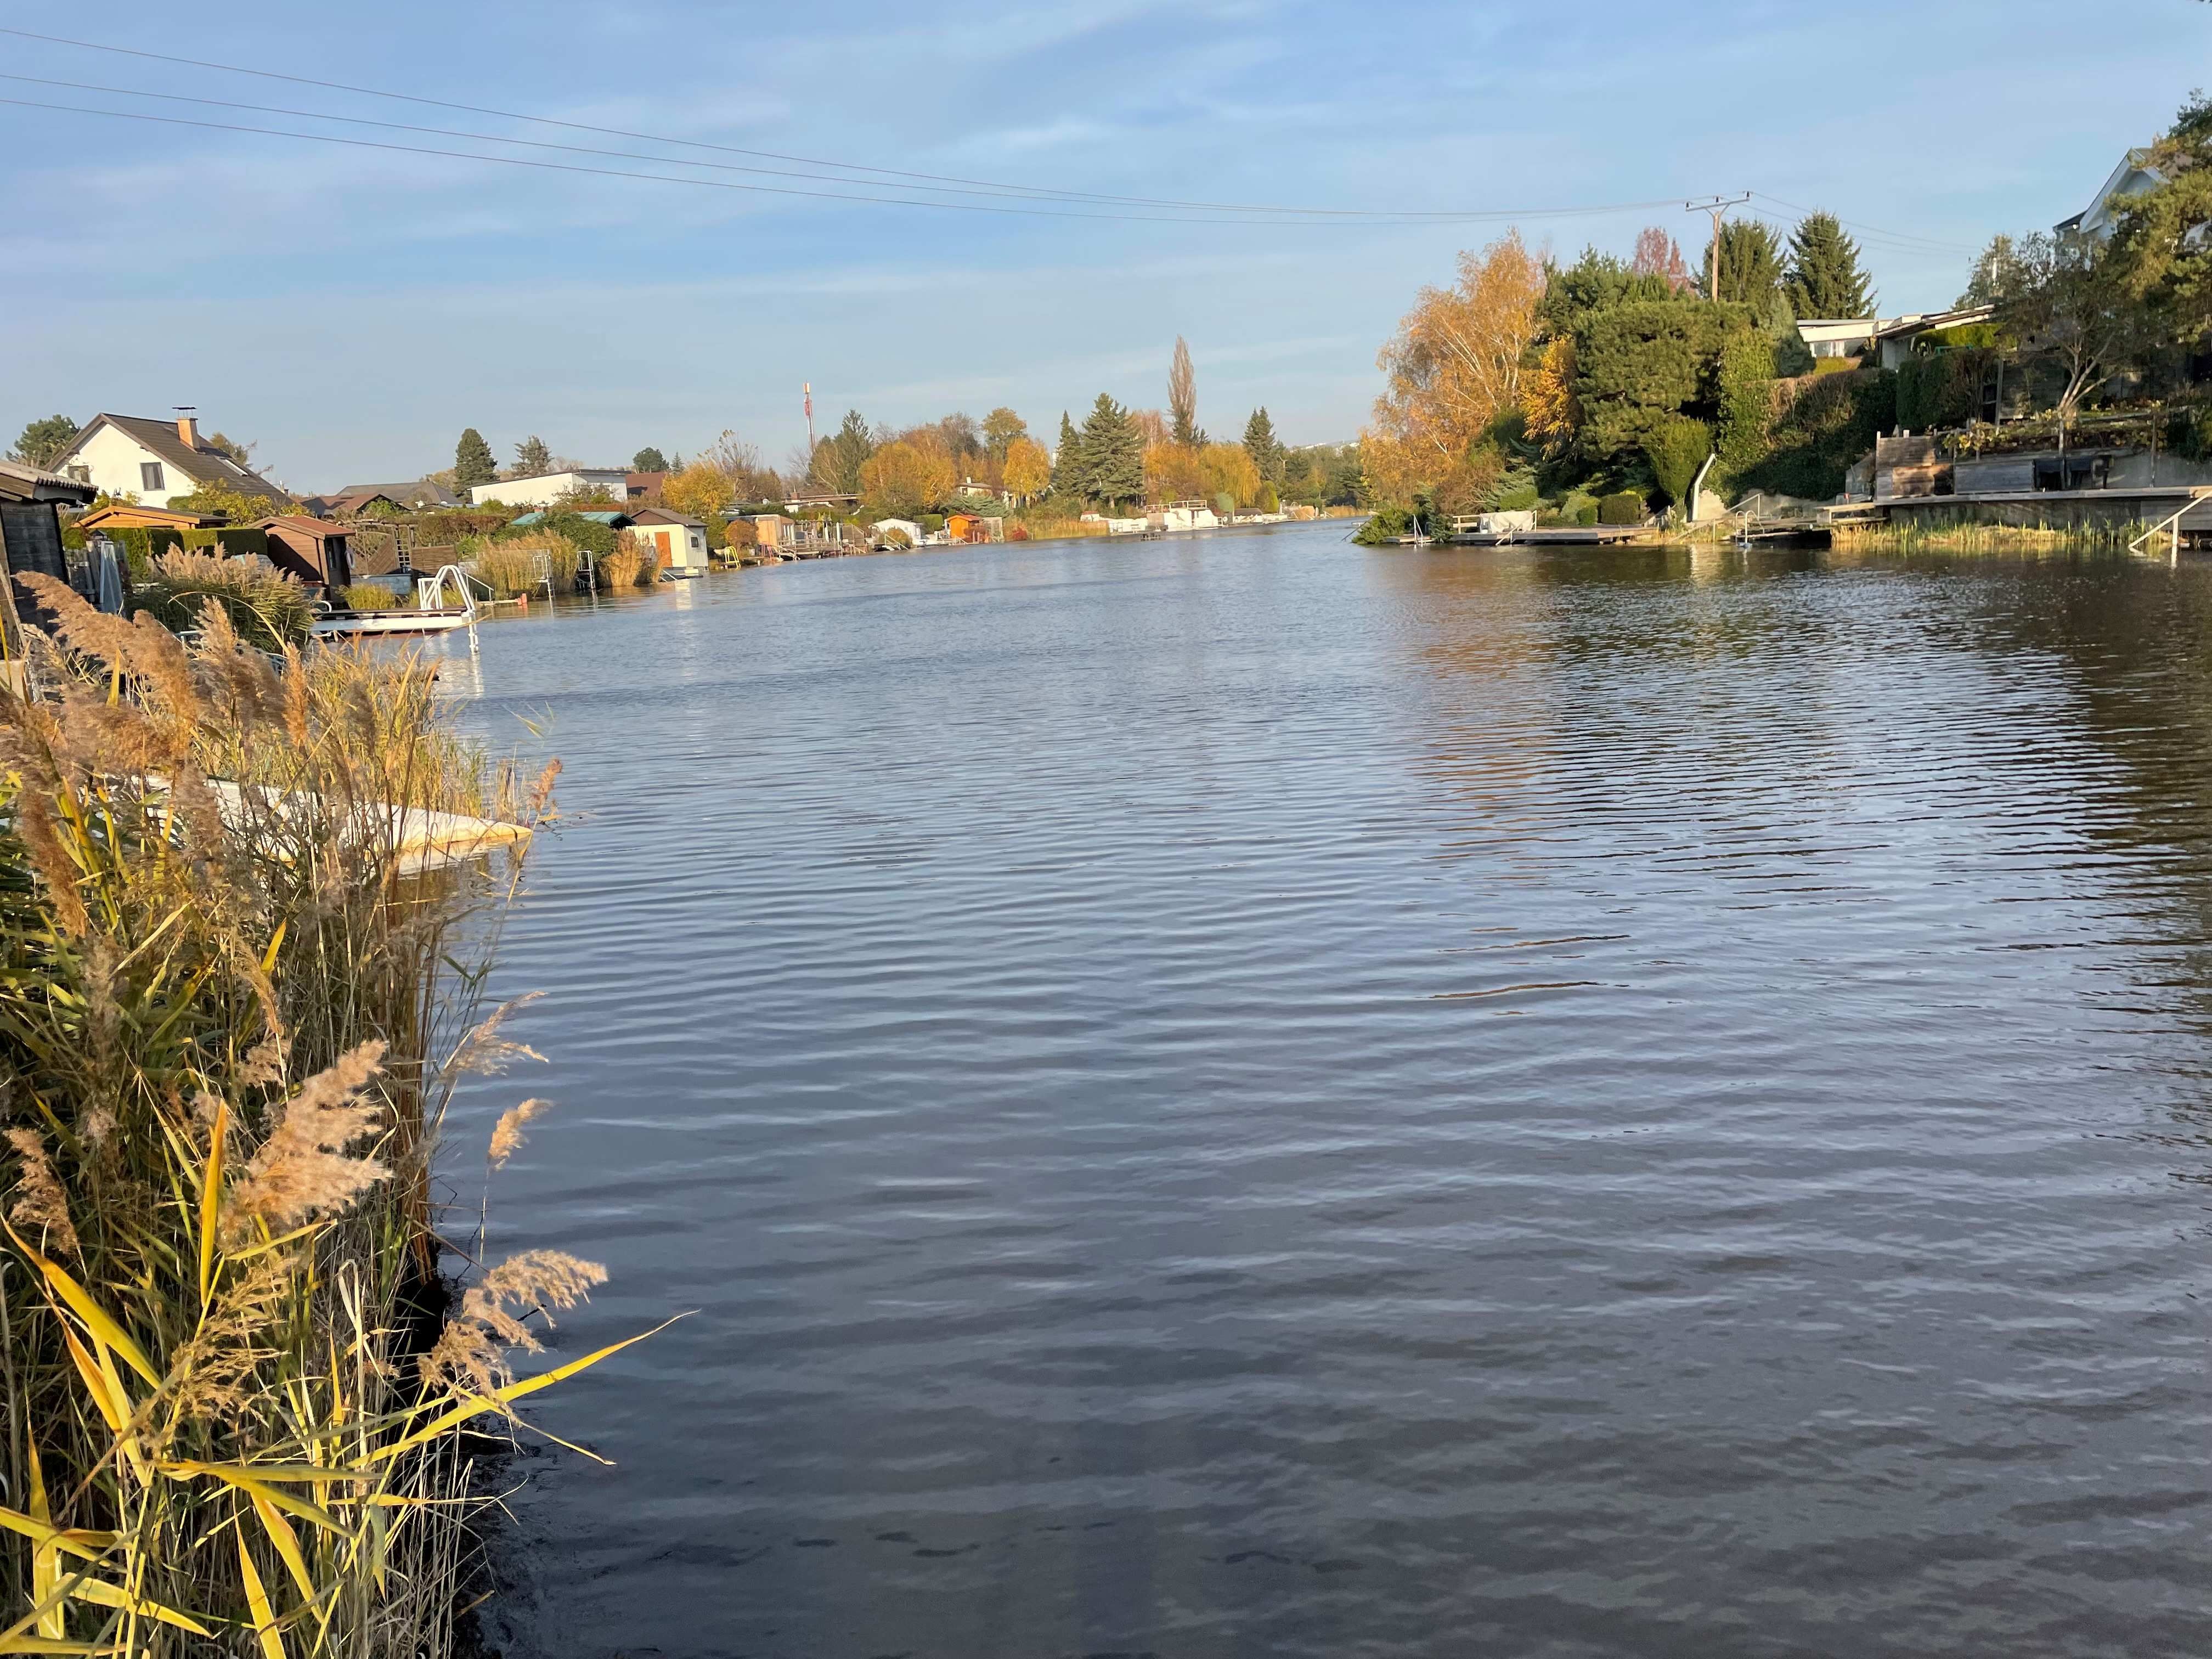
[0,579,643,1658]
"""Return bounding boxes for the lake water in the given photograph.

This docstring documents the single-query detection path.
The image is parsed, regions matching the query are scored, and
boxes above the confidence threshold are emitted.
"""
[438,523,2212,1658]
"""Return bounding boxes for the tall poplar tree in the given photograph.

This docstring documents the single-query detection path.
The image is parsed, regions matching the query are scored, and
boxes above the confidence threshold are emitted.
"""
[454,427,496,490]
[1080,395,1144,507]
[1785,213,1876,319]
[1169,337,1201,447]
[1051,410,1085,498]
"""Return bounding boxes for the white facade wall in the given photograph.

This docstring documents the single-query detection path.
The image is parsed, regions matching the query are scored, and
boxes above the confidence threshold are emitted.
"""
[636,521,708,571]
[468,470,627,509]
[60,425,200,504]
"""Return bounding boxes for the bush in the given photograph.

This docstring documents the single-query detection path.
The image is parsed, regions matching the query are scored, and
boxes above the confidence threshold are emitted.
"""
[473,529,580,596]
[919,513,946,534]
[500,510,619,558]
[129,549,315,650]
[2168,405,2212,462]
[1576,499,1601,526]
[1352,506,1417,545]
[1645,415,1713,505]
[1598,490,1647,526]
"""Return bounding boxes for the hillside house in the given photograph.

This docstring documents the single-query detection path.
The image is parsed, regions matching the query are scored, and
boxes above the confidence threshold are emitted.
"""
[1797,319,1881,362]
[467,469,627,508]
[48,414,289,508]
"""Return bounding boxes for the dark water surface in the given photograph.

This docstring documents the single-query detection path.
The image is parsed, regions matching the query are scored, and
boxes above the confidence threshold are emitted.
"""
[439,524,2212,1658]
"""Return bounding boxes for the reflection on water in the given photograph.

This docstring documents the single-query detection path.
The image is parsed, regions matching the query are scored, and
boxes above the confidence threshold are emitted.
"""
[433,528,2212,1658]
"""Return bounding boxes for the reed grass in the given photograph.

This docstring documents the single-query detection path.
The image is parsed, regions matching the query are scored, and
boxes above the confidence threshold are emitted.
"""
[128,552,315,653]
[0,577,645,1657]
[335,584,399,613]
[592,543,647,590]
[1832,516,2155,556]
[472,534,580,599]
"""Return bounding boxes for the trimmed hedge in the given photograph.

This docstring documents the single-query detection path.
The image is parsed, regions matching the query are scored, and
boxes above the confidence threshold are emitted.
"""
[1598,490,1647,526]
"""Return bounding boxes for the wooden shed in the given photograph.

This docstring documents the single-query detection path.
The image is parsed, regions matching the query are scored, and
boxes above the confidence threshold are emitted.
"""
[255,515,353,589]
[0,459,100,664]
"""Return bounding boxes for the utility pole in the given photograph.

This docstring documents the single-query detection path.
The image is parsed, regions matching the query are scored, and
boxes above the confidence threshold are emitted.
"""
[1685,195,1753,301]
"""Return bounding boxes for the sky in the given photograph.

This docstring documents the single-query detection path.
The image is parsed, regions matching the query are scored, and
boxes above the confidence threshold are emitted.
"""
[3,0,2207,489]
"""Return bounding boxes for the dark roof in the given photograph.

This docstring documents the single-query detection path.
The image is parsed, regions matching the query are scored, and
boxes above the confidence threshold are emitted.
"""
[253,514,347,539]
[62,414,290,503]
[629,506,703,527]
[510,509,634,528]
[334,479,459,508]
[0,458,98,505]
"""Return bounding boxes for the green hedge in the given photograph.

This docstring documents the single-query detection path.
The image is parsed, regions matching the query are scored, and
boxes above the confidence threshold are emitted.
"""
[1598,490,1647,525]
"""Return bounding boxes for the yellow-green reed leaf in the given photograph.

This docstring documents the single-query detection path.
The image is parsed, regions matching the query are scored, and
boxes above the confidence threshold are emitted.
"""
[159,1466,347,1535]
[0,1508,114,1562]
[199,1098,228,1308]
[5,1226,160,1386]
[234,1533,285,1659]
[0,1638,116,1654]
[65,1578,211,1637]
[259,921,287,975]
[89,1342,149,1485]
[371,1314,686,1463]
[249,1491,316,1604]
[58,1329,123,1437]
[160,1463,357,1485]
[24,1442,61,1642]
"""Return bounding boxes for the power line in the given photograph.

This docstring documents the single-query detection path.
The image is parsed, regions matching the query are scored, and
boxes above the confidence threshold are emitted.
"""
[4,96,1712,228]
[0,25,1699,224]
[1750,193,1976,256]
[0,71,1692,224]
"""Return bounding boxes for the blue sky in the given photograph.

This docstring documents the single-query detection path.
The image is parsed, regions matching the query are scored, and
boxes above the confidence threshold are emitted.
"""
[3,0,2206,488]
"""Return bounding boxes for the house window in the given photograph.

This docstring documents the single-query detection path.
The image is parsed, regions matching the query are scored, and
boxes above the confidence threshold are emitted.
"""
[140,461,166,493]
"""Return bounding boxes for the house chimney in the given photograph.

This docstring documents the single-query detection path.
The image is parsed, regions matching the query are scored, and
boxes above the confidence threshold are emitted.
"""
[175,408,199,448]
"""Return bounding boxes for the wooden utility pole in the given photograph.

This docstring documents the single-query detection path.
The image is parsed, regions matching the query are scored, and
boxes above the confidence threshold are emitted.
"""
[1685,195,1753,301]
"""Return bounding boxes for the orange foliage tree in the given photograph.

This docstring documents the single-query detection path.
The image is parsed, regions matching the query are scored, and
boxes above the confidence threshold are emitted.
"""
[1199,443,1260,508]
[860,441,957,518]
[1523,336,1582,453]
[1366,230,1547,492]
[1003,437,1052,501]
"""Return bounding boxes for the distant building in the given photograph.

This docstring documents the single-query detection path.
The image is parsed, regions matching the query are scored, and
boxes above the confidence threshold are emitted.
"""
[625,471,668,502]
[1797,319,1881,362]
[628,507,709,574]
[48,413,289,508]
[2056,149,2169,243]
[468,469,628,509]
[324,479,459,516]
[1871,306,1997,371]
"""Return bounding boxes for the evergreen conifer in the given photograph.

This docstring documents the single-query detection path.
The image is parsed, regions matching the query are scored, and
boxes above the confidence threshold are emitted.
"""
[1242,408,1285,486]
[1701,222,1786,317]
[454,428,497,490]
[1051,411,1085,498]
[1785,213,1876,319]
[1080,395,1144,507]
[514,436,554,476]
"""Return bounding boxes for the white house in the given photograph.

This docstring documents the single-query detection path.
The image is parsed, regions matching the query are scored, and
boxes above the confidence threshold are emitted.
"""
[467,469,627,508]
[1797,319,1882,361]
[2057,150,2167,242]
[629,507,709,575]
[49,413,289,507]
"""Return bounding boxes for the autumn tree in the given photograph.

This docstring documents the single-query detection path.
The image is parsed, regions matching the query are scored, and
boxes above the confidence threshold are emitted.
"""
[205,431,255,466]
[513,435,554,476]
[983,407,1028,460]
[1145,441,1206,503]
[10,414,77,469]
[1523,337,1582,453]
[1169,337,1202,447]
[1369,230,1548,483]
[1003,436,1051,501]
[1785,213,1875,319]
[1199,442,1260,509]
[860,441,957,518]
[664,461,735,518]
[454,428,497,490]
[1079,394,1145,507]
[1632,227,1694,294]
